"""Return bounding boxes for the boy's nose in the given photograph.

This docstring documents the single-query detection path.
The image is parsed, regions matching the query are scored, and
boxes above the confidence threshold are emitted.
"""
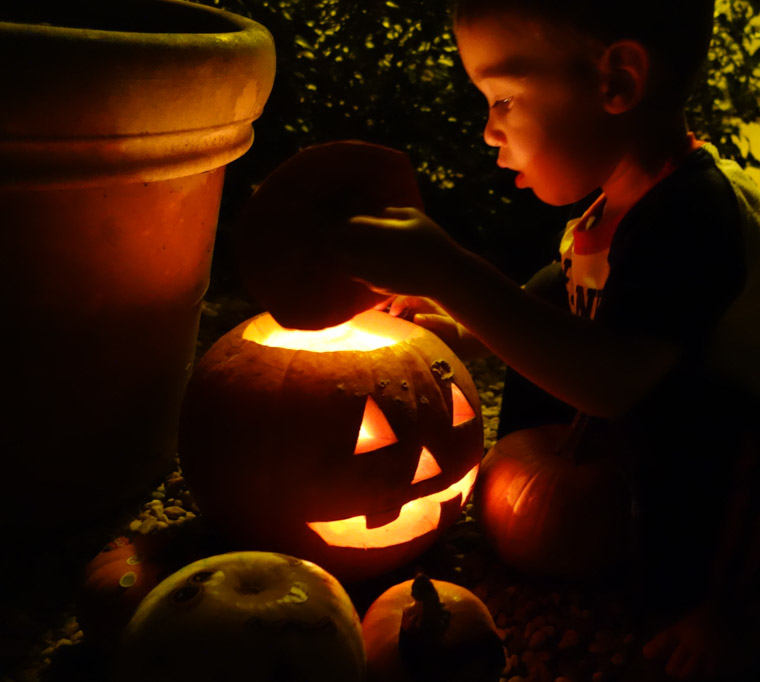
[484,114,507,147]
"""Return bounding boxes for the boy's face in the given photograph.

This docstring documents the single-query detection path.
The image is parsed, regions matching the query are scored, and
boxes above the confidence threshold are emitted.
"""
[456,12,622,206]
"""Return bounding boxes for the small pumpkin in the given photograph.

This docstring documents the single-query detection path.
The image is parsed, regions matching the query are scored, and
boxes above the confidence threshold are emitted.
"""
[112,551,366,682]
[361,574,505,682]
[77,535,167,651]
[234,139,424,330]
[474,422,632,577]
[179,310,483,582]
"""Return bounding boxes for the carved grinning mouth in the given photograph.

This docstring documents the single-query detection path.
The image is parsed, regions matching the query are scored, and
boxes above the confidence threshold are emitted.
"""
[306,464,479,549]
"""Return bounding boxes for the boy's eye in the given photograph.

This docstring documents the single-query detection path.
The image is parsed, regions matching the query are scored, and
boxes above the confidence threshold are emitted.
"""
[490,96,513,111]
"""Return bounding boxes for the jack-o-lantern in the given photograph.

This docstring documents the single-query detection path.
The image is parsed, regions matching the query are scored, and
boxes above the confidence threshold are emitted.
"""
[179,310,483,582]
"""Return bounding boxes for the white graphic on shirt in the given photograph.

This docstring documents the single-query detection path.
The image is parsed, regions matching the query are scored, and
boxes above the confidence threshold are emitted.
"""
[559,206,613,320]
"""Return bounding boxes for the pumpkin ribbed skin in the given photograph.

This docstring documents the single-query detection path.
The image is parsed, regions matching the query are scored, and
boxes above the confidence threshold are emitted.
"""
[361,578,505,682]
[179,310,483,582]
[474,424,632,577]
[113,551,366,682]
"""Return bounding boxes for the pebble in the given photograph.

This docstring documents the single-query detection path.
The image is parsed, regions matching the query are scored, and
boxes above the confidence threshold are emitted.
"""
[558,629,581,649]
[164,505,185,519]
[138,516,158,534]
[528,630,547,650]
[166,475,184,496]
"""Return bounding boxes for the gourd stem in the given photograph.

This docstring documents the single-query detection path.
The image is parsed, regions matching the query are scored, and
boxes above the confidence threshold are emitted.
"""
[398,574,451,677]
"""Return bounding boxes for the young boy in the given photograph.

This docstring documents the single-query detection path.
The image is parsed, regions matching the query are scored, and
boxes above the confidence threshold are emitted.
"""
[330,1,760,679]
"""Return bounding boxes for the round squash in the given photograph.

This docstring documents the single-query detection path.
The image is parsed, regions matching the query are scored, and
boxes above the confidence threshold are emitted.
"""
[474,424,632,577]
[179,310,483,582]
[112,551,366,682]
[78,530,204,651]
[77,536,166,651]
[234,139,424,330]
[361,574,505,682]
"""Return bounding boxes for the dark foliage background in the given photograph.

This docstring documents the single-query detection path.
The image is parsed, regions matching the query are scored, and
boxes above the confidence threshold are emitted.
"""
[195,0,760,291]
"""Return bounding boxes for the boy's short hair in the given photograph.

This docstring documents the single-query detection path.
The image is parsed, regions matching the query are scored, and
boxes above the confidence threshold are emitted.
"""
[452,0,715,105]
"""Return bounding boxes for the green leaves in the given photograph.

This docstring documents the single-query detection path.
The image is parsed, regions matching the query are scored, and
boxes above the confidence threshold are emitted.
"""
[194,0,759,281]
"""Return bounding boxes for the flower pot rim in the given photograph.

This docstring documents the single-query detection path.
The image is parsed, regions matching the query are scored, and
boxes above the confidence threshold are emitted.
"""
[0,0,259,44]
[0,0,276,188]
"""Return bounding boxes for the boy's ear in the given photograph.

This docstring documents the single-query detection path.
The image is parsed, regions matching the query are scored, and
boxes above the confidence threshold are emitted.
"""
[598,40,649,114]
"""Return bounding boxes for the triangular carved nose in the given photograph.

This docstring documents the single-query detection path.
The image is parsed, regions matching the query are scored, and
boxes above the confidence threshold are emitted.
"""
[354,396,398,454]
[412,447,442,484]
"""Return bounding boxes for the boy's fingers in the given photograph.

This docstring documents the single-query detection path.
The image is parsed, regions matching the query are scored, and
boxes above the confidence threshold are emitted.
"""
[381,206,416,217]
[642,629,678,661]
[388,297,413,317]
[664,644,692,679]
[413,314,456,338]
[347,214,406,228]
[373,296,395,311]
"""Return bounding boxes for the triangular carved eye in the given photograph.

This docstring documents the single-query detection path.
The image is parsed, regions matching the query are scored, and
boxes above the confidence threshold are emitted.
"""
[354,396,398,454]
[411,447,442,484]
[451,383,476,426]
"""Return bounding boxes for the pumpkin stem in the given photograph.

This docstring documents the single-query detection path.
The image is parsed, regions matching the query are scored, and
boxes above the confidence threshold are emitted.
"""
[398,574,451,679]
[557,411,592,464]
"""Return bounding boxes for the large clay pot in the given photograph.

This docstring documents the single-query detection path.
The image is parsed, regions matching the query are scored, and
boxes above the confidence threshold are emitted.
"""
[0,0,275,530]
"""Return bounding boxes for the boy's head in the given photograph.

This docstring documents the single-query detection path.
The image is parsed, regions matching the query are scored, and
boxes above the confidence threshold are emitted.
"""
[453,0,715,107]
[451,0,715,206]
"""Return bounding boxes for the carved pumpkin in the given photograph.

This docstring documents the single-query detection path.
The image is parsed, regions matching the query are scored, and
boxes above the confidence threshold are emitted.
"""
[179,310,483,582]
[474,423,632,577]
[113,551,366,682]
[234,140,424,330]
[361,574,505,682]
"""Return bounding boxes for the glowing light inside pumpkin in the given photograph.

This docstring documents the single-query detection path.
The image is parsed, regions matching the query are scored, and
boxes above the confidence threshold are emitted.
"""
[354,396,398,454]
[307,463,479,549]
[243,317,397,352]
[452,382,477,425]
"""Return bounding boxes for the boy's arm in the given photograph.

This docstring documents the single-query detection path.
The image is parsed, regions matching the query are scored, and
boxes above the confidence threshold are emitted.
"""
[434,246,679,418]
[335,207,679,418]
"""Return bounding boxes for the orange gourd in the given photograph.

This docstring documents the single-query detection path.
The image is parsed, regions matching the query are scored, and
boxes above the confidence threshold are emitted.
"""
[361,574,505,682]
[77,536,166,651]
[474,423,632,577]
[179,310,483,582]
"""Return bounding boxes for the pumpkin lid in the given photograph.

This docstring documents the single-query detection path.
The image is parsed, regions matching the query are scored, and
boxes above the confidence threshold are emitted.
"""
[234,140,424,330]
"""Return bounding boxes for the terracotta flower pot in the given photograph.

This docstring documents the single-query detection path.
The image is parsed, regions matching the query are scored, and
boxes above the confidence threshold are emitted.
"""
[0,0,275,530]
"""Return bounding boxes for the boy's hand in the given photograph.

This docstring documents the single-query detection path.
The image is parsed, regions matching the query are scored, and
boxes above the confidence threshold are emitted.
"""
[375,295,491,360]
[329,206,462,298]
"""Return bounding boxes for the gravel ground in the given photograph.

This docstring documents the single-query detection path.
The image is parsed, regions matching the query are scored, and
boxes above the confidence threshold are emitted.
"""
[0,294,750,682]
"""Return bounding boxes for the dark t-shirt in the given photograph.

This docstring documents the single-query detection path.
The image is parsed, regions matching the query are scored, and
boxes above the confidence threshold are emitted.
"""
[499,143,760,604]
